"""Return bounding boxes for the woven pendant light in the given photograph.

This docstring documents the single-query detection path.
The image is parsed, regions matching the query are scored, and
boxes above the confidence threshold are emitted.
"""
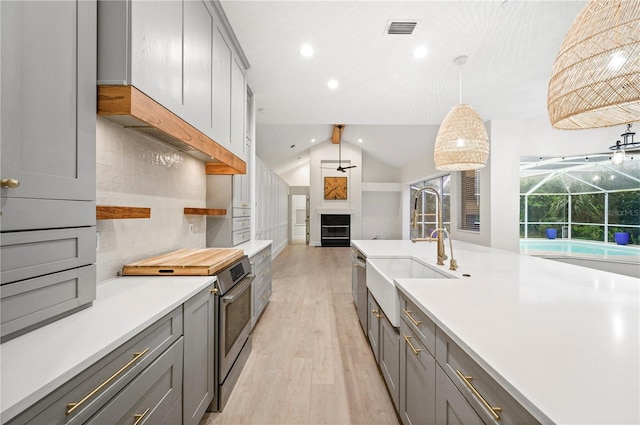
[548,0,640,129]
[434,56,489,171]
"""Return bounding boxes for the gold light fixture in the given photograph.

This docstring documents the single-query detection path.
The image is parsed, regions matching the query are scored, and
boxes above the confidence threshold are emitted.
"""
[434,55,489,171]
[548,0,640,129]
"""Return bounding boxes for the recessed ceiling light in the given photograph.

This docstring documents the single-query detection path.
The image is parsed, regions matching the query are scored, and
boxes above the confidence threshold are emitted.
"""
[327,79,339,90]
[311,138,316,143]
[413,46,428,59]
[358,138,363,143]
[300,44,314,57]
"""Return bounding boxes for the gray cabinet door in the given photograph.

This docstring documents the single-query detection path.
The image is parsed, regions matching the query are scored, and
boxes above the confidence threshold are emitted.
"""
[230,57,246,158]
[183,283,216,425]
[183,0,213,131]
[380,315,400,409]
[1,0,96,203]
[367,292,381,363]
[212,26,231,146]
[435,366,485,425]
[130,0,183,112]
[399,320,436,425]
[85,338,184,425]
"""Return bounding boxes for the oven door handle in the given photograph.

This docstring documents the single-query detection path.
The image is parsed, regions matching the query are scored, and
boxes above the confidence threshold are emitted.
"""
[222,275,255,304]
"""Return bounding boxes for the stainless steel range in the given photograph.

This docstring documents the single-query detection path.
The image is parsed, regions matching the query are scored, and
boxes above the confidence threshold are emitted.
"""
[208,255,254,411]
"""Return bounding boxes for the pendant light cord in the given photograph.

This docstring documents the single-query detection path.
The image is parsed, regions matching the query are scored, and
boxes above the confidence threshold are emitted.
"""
[459,67,462,105]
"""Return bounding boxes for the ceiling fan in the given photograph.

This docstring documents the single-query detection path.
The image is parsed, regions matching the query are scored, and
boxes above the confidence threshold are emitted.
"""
[323,124,357,173]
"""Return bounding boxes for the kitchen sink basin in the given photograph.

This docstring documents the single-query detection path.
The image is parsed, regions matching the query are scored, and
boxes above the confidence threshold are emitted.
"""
[366,257,454,327]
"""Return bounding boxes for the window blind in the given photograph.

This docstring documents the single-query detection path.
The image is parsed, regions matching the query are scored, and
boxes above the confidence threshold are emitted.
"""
[459,170,480,231]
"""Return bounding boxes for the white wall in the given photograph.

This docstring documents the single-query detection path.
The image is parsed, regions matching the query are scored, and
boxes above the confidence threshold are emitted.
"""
[95,117,206,282]
[309,141,362,245]
[362,191,403,240]
[362,151,402,183]
[280,162,310,186]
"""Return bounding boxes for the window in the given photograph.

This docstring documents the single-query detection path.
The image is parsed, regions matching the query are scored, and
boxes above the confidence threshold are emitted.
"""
[410,175,450,239]
[459,170,480,232]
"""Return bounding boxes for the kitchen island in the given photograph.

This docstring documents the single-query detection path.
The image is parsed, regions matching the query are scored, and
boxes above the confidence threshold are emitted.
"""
[352,239,639,424]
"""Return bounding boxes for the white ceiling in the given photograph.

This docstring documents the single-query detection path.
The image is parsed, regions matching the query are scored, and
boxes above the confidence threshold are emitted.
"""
[220,0,587,175]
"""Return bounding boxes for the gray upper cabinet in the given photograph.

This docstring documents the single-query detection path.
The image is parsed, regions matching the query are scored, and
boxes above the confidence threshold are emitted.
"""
[230,58,246,158]
[1,0,96,209]
[130,0,183,112]
[0,0,97,340]
[183,283,216,425]
[183,0,213,131]
[212,26,232,149]
[98,0,249,161]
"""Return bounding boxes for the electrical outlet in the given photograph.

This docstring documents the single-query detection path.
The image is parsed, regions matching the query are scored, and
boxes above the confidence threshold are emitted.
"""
[188,223,194,235]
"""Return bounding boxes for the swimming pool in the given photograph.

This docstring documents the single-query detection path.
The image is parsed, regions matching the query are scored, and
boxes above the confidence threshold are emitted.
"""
[520,239,639,278]
[520,239,640,256]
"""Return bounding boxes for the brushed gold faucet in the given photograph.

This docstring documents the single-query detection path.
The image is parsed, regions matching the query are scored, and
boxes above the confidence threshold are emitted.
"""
[411,187,458,270]
[411,187,446,265]
[430,228,458,271]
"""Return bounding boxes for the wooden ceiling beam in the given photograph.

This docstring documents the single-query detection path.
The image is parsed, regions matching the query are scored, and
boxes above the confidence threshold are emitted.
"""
[332,124,345,144]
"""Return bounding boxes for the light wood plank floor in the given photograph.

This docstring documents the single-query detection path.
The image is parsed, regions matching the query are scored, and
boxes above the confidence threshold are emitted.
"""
[201,244,400,425]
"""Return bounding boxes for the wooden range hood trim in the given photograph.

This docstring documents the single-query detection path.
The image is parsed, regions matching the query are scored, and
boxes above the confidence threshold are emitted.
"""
[98,85,246,174]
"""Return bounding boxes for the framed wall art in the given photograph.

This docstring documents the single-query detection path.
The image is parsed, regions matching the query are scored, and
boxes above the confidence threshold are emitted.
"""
[324,176,347,200]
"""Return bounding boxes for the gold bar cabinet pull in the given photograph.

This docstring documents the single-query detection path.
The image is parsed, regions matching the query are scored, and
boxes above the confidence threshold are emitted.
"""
[402,333,421,355]
[455,369,503,421]
[133,408,151,425]
[66,348,150,415]
[402,308,422,326]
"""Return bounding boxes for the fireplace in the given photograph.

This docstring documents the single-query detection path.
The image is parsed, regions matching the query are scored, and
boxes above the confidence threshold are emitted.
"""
[321,214,350,247]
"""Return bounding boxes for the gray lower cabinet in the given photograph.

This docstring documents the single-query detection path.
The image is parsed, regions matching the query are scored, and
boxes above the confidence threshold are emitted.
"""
[0,0,97,341]
[367,292,381,364]
[435,365,484,425]
[397,291,540,425]
[250,245,272,327]
[399,319,436,425]
[85,338,184,425]
[1,265,97,339]
[435,329,539,425]
[7,308,183,425]
[380,314,400,410]
[183,283,216,425]
[368,291,400,411]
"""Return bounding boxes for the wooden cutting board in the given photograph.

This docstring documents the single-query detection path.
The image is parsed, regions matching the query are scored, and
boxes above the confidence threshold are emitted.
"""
[122,248,244,276]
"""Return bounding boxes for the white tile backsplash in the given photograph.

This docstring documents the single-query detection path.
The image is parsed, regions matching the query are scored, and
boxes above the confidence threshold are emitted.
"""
[96,117,207,282]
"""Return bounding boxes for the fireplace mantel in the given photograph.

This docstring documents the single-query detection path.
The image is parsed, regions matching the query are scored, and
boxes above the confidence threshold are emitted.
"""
[316,208,355,215]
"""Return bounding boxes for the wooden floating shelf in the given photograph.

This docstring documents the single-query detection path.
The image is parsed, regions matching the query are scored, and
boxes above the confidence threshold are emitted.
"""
[97,206,151,220]
[184,208,227,216]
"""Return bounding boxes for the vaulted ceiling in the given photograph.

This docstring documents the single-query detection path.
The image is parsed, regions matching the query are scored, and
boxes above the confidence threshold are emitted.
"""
[220,0,586,175]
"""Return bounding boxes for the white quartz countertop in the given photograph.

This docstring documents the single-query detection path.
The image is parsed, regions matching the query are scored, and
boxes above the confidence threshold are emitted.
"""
[0,275,216,422]
[351,239,640,425]
[233,239,272,258]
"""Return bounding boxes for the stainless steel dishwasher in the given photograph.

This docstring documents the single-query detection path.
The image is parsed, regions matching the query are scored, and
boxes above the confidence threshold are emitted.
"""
[352,248,367,335]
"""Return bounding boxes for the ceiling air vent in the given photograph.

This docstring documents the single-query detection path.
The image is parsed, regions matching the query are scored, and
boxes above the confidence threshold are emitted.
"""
[386,20,418,35]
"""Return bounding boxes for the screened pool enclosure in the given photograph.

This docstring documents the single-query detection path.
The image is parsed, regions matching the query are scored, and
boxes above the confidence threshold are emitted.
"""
[520,155,639,246]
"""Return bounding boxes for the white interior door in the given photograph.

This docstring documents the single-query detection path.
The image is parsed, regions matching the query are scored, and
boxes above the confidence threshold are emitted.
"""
[291,195,306,240]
